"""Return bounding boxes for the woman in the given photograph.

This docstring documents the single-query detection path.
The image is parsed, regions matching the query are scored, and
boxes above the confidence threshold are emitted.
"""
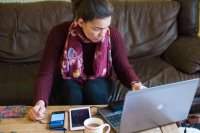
[28,0,144,121]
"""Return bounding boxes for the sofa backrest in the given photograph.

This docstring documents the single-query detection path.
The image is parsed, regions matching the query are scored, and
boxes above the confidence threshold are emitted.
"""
[0,0,181,62]
[0,1,73,63]
[111,0,180,60]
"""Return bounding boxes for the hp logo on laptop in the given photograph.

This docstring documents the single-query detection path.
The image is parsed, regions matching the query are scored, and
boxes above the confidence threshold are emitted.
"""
[157,104,163,110]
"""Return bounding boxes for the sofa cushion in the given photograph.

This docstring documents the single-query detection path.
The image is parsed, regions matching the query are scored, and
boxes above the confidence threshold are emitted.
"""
[0,62,40,105]
[163,37,200,74]
[110,0,180,59]
[0,1,73,63]
[175,0,199,36]
[111,57,200,101]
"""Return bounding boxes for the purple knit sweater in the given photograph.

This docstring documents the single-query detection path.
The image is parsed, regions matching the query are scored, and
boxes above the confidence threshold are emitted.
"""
[33,21,139,105]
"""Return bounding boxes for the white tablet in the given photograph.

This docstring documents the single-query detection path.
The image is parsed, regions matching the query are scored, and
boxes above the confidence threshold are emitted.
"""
[69,107,91,131]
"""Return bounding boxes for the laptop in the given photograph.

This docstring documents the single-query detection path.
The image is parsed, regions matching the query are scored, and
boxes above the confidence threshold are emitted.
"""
[98,78,200,133]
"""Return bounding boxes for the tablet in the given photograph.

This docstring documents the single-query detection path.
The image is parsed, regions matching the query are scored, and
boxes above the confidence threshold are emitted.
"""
[69,107,91,131]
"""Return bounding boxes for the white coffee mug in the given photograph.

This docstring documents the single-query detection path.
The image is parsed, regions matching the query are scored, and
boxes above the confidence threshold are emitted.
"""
[84,117,111,133]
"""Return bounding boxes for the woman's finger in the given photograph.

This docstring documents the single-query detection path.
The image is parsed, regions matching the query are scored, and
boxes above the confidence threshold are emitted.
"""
[38,106,46,118]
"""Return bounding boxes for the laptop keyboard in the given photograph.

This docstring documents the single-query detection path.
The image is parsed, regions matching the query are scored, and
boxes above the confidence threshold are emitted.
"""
[106,113,122,128]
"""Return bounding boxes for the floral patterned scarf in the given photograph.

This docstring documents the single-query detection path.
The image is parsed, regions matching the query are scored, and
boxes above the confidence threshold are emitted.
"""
[61,20,112,83]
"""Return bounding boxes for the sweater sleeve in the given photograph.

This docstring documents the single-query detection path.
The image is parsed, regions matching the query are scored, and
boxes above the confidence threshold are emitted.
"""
[33,22,70,106]
[110,26,140,89]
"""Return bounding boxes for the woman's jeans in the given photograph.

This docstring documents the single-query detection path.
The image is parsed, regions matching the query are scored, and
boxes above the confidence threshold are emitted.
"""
[49,76,115,105]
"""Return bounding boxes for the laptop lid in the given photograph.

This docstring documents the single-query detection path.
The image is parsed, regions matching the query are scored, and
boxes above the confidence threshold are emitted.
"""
[119,78,199,133]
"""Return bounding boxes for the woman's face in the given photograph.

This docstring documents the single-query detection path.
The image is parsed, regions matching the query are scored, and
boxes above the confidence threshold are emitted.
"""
[78,16,111,43]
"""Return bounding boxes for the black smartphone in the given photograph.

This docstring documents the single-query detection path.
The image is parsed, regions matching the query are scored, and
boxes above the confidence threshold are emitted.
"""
[49,111,66,130]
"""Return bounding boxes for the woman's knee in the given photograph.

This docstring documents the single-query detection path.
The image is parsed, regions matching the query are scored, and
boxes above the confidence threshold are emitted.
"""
[83,78,114,104]
[60,79,83,105]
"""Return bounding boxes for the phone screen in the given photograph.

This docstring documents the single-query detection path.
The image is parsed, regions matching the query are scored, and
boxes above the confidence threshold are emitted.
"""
[51,113,64,121]
[50,111,65,129]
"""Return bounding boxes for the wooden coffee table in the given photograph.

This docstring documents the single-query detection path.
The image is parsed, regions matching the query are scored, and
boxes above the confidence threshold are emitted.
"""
[0,105,180,133]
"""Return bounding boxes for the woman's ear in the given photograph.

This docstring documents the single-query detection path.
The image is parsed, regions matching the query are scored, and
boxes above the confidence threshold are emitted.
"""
[77,18,84,27]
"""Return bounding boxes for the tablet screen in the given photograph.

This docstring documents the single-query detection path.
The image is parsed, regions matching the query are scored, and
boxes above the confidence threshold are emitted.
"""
[69,107,91,130]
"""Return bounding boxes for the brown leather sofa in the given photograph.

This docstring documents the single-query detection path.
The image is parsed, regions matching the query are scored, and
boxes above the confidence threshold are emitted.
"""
[0,0,199,113]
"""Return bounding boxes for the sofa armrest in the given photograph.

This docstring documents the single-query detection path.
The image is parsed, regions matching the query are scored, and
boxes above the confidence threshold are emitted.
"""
[175,0,199,36]
[163,36,200,74]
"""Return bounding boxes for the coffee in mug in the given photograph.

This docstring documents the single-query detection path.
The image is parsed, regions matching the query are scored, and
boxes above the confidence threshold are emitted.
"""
[84,117,110,133]
[87,123,101,127]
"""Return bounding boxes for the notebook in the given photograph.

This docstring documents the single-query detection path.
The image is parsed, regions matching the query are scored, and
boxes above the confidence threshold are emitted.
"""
[98,78,200,133]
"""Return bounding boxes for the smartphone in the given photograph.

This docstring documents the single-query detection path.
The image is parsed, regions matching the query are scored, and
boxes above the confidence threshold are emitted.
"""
[69,107,91,131]
[49,111,66,130]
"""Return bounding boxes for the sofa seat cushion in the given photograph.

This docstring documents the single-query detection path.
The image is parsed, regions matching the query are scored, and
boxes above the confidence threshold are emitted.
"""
[111,57,200,98]
[163,37,200,74]
[0,62,40,105]
[111,57,200,113]
[132,57,200,88]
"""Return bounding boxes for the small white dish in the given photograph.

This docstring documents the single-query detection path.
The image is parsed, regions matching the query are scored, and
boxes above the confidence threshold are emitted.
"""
[179,127,200,133]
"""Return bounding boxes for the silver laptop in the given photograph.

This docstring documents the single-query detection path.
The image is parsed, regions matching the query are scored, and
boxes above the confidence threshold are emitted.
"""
[98,78,199,133]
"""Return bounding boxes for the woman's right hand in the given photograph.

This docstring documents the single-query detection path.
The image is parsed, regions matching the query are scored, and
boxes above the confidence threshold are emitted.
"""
[28,100,46,121]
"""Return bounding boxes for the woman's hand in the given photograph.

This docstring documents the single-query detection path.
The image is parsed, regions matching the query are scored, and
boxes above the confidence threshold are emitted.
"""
[28,100,46,121]
[131,82,146,91]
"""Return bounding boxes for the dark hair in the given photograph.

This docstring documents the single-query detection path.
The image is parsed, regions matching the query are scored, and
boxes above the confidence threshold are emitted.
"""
[71,0,113,22]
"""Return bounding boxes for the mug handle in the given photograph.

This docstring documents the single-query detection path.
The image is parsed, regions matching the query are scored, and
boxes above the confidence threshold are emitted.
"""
[102,123,111,133]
